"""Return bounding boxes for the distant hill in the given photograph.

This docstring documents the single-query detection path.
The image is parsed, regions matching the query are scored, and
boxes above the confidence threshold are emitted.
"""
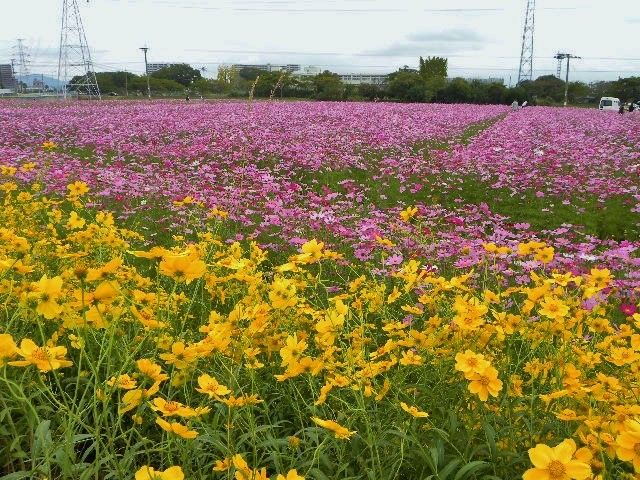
[20,74,64,89]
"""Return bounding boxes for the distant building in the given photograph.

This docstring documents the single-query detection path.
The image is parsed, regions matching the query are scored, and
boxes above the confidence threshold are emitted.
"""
[292,66,388,85]
[461,77,505,85]
[0,64,16,90]
[146,63,177,75]
[295,66,321,76]
[231,63,301,74]
[338,73,388,85]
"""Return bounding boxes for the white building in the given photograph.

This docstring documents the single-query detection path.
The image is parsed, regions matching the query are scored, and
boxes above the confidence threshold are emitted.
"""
[338,73,388,85]
[231,63,301,74]
[293,66,388,85]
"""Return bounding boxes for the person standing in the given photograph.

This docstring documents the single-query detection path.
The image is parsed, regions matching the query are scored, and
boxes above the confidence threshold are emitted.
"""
[511,100,519,111]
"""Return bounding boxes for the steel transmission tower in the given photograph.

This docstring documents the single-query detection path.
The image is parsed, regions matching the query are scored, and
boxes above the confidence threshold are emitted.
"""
[13,39,30,93]
[57,0,101,99]
[554,53,564,79]
[517,0,536,84]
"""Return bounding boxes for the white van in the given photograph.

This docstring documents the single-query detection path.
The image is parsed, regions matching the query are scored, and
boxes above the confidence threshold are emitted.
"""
[599,97,620,111]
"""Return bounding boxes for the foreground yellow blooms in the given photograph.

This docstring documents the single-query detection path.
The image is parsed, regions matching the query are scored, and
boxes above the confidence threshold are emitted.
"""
[155,418,199,439]
[31,275,64,319]
[400,402,429,418]
[159,254,206,283]
[616,418,640,472]
[311,417,356,439]
[0,333,17,366]
[465,365,503,402]
[2,179,640,478]
[135,466,184,480]
[276,470,305,480]
[9,339,73,372]
[67,180,89,197]
[523,439,591,480]
[196,373,232,398]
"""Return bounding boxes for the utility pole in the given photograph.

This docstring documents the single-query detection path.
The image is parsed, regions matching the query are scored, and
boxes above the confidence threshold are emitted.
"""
[140,47,151,99]
[124,70,128,97]
[554,53,580,106]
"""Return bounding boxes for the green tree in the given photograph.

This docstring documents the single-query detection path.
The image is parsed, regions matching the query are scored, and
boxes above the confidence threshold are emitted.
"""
[238,67,263,81]
[387,70,427,102]
[358,83,384,101]
[151,64,202,87]
[612,76,640,103]
[419,56,448,80]
[529,75,565,102]
[436,78,473,103]
[312,71,345,101]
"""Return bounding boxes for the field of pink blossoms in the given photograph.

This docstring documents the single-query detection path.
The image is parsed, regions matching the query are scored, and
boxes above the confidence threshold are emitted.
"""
[2,100,640,297]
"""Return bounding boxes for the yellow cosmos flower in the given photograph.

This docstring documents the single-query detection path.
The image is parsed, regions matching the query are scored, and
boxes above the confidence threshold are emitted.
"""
[137,358,169,382]
[9,339,72,372]
[534,246,555,264]
[276,470,305,480]
[616,418,640,472]
[196,373,232,398]
[66,181,89,197]
[31,275,64,319]
[159,254,206,283]
[151,397,200,418]
[106,374,138,390]
[400,206,418,222]
[466,365,503,402]
[135,465,184,480]
[269,277,298,309]
[130,246,170,261]
[538,297,569,320]
[0,333,18,366]
[523,438,591,480]
[295,239,324,264]
[67,211,86,230]
[455,350,490,375]
[159,341,199,369]
[311,417,356,440]
[400,402,429,418]
[280,333,307,367]
[155,418,198,439]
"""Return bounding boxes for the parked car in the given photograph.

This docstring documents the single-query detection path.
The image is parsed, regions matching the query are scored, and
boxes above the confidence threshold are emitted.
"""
[599,97,620,111]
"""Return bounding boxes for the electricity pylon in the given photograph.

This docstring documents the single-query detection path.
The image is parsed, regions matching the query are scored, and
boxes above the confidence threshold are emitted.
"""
[57,0,101,99]
[517,0,536,84]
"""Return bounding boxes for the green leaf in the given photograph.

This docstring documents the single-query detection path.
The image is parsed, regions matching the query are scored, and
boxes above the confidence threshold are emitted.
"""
[453,461,489,480]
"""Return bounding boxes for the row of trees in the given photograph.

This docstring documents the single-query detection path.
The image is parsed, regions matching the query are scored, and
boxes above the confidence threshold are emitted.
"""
[76,60,640,105]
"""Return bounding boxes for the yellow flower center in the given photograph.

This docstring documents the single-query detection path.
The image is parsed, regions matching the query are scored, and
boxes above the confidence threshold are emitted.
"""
[634,443,640,456]
[479,376,490,387]
[548,460,566,479]
[32,347,51,361]
[164,401,180,412]
[467,358,478,367]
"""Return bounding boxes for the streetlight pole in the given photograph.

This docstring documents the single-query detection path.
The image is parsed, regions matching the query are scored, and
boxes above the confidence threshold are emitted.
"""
[140,46,151,99]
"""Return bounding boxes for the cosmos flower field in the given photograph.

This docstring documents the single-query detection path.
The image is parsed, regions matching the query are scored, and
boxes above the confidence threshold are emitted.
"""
[1,100,640,479]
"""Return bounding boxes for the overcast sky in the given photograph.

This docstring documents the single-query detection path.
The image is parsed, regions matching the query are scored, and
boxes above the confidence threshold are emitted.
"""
[1,0,638,85]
